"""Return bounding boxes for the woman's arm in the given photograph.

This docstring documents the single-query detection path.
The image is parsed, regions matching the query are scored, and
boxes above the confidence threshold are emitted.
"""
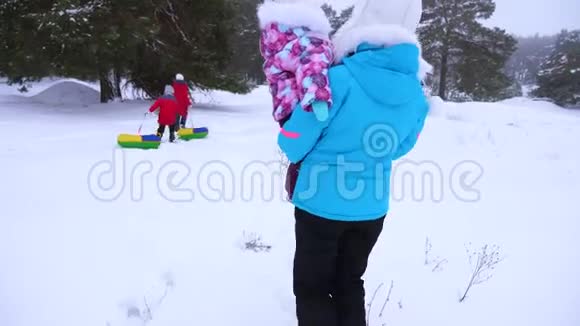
[393,102,429,160]
[278,106,329,163]
[278,65,350,163]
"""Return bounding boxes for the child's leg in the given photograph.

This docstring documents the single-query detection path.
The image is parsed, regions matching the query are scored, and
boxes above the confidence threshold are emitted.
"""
[334,217,385,326]
[293,207,342,326]
[180,111,187,127]
[157,124,166,137]
[169,124,176,142]
[174,114,181,132]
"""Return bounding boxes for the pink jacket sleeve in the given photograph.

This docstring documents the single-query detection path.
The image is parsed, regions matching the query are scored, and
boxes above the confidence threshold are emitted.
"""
[295,34,333,112]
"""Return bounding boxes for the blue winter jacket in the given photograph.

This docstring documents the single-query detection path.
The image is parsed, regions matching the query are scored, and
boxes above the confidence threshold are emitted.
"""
[278,42,429,221]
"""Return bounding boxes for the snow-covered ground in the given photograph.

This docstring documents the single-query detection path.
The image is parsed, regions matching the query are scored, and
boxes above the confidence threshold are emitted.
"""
[1,80,579,326]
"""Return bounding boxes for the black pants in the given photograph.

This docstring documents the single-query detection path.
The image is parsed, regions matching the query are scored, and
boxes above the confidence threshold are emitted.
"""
[175,114,187,130]
[180,113,187,127]
[157,124,175,142]
[293,208,385,326]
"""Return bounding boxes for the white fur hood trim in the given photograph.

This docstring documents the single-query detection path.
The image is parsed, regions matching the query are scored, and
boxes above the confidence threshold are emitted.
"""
[332,24,433,80]
[257,1,332,34]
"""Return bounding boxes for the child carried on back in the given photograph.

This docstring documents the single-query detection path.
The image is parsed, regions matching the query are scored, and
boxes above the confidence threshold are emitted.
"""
[257,0,334,126]
[257,0,334,200]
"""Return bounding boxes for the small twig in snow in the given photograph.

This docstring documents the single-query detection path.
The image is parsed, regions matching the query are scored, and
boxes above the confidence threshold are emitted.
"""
[424,237,448,272]
[379,281,394,317]
[241,231,272,253]
[459,243,504,302]
[366,282,383,326]
[143,297,152,322]
[431,258,448,272]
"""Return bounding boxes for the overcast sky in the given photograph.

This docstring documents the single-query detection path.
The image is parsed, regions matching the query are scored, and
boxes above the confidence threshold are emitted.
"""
[324,0,580,36]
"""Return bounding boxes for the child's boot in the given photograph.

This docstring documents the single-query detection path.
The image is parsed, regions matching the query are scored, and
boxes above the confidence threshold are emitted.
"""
[156,125,165,138]
[180,115,187,129]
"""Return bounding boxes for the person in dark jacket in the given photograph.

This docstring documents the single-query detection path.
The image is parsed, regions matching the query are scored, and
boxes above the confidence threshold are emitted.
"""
[148,85,179,142]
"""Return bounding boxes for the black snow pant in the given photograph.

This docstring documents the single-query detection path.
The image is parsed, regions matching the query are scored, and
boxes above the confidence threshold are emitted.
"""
[293,207,385,326]
[179,113,187,127]
[157,124,176,142]
[174,113,187,131]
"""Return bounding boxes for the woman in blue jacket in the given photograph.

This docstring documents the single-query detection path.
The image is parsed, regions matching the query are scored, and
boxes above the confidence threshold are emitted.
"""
[277,0,430,325]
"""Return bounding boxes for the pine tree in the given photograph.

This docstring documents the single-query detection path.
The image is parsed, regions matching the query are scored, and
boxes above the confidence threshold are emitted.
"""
[34,0,107,97]
[0,0,53,89]
[453,27,520,101]
[505,34,558,87]
[419,0,518,101]
[533,30,580,107]
[107,0,248,98]
[1,0,253,102]
[23,0,156,102]
[90,0,158,101]
[223,0,264,85]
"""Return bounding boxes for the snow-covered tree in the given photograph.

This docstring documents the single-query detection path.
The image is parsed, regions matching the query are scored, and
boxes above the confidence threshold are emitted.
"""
[0,0,255,101]
[223,0,264,85]
[419,0,518,101]
[533,30,580,107]
[0,0,53,88]
[505,34,558,87]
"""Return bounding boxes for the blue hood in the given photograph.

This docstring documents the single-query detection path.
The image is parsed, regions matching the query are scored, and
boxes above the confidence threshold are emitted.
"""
[341,43,424,107]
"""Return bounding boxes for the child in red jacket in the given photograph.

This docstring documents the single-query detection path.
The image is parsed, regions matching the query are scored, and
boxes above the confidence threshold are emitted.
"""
[172,73,192,129]
[148,85,179,142]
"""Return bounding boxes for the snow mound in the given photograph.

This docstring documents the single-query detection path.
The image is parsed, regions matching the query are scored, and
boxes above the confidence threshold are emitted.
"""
[426,96,446,117]
[426,95,580,128]
[30,81,100,106]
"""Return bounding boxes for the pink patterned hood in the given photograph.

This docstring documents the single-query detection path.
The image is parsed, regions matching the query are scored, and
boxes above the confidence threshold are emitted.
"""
[258,2,334,124]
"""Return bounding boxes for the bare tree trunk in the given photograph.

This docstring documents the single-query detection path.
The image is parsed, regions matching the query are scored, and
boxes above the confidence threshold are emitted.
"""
[438,47,449,100]
[114,67,122,101]
[99,71,114,103]
[437,0,455,101]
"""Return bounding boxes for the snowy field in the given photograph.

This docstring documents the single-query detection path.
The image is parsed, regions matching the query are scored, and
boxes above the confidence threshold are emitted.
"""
[1,79,579,326]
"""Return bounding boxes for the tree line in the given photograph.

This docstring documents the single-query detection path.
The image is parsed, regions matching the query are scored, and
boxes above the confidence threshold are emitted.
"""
[0,0,578,107]
[0,0,261,102]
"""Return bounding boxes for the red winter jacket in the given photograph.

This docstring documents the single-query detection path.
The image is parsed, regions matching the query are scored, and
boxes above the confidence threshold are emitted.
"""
[172,80,191,115]
[149,95,179,125]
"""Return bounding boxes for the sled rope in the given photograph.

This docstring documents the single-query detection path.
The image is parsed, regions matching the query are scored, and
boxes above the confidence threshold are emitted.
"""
[137,112,147,135]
